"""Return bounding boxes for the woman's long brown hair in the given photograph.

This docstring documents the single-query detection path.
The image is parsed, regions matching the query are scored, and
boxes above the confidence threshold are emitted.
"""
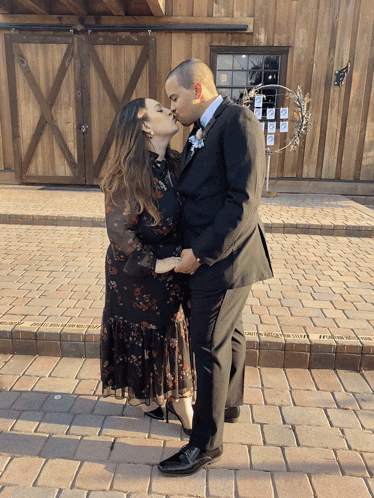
[101,98,180,225]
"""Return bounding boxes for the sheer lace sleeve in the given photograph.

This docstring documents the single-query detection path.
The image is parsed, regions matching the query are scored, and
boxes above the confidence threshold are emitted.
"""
[105,193,156,277]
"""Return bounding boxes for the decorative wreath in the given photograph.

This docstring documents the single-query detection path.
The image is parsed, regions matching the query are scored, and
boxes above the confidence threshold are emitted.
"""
[241,84,312,152]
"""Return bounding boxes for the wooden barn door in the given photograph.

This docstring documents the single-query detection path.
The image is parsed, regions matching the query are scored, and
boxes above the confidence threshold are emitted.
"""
[5,33,156,185]
[85,35,156,184]
[5,34,83,184]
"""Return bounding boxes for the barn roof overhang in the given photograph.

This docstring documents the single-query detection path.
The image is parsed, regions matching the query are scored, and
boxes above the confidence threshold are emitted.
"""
[0,0,165,17]
[0,1,253,32]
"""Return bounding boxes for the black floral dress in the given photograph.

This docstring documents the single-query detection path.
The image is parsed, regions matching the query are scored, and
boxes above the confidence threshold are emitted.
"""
[101,154,194,405]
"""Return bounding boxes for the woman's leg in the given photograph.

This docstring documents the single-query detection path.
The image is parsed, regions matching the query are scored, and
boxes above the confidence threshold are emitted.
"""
[171,395,194,430]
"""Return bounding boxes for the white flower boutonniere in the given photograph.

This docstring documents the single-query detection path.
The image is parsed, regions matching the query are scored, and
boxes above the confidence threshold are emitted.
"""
[188,128,206,156]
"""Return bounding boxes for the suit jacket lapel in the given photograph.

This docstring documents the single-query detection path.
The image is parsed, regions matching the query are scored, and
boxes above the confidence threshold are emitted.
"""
[180,125,198,173]
[179,97,232,178]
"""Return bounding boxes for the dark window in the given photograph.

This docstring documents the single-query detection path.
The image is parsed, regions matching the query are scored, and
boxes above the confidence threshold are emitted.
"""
[211,47,289,120]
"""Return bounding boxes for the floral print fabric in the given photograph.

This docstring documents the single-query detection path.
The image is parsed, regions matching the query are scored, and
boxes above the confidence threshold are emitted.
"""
[101,155,194,405]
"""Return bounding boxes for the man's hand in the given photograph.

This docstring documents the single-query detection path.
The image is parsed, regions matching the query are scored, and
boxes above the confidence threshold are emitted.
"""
[174,249,201,275]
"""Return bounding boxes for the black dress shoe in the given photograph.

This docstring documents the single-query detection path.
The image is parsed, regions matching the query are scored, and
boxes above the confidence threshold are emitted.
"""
[224,406,240,423]
[158,444,223,476]
[144,406,164,420]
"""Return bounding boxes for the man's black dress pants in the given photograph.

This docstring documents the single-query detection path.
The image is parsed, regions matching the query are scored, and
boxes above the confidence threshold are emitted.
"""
[188,286,251,451]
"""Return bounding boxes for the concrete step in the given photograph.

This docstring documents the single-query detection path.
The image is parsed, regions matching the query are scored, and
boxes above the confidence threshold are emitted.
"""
[1,189,374,237]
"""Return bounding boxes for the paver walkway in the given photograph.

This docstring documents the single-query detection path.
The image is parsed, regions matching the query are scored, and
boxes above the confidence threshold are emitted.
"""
[1,224,373,369]
[2,355,374,497]
[1,186,374,237]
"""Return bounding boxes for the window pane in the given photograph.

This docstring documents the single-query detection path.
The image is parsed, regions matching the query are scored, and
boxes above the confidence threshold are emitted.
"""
[264,71,279,84]
[264,55,280,70]
[261,88,277,109]
[217,54,233,70]
[217,88,230,98]
[248,71,263,85]
[216,71,232,86]
[232,88,245,103]
[248,56,263,70]
[233,71,247,86]
[233,55,248,70]
[214,51,284,119]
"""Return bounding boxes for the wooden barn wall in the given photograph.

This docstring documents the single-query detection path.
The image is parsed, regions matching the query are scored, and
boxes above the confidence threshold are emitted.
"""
[0,0,373,183]
[161,0,374,181]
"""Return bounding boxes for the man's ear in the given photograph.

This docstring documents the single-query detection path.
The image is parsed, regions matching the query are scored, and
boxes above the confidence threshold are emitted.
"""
[194,83,202,100]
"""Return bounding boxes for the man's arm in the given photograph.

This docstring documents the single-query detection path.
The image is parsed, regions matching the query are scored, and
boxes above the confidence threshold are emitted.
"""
[191,107,266,266]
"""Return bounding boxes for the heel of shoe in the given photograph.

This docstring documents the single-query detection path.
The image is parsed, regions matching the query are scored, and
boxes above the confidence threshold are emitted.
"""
[165,401,192,435]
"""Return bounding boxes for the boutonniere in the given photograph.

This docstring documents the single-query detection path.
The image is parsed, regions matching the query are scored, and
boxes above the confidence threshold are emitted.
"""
[188,128,206,155]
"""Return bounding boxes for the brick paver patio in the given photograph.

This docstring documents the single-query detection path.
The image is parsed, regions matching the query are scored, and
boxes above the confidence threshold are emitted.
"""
[0,187,374,495]
[0,223,373,369]
[0,356,374,496]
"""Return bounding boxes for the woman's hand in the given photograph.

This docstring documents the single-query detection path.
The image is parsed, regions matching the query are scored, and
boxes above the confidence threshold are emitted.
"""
[155,257,181,274]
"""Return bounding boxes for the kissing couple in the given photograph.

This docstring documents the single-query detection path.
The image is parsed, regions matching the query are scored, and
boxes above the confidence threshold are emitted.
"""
[100,58,273,476]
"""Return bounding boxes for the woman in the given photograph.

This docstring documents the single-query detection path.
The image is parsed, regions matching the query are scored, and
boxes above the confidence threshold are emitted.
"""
[100,98,194,434]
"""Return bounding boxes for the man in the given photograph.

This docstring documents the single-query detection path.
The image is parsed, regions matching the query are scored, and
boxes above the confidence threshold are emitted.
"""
[158,59,273,476]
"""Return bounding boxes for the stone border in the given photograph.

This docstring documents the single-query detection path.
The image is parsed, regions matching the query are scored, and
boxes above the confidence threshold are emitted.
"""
[1,213,374,237]
[0,214,105,227]
[1,321,374,371]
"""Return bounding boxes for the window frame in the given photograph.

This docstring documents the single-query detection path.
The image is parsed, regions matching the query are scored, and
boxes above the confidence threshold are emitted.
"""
[210,46,290,114]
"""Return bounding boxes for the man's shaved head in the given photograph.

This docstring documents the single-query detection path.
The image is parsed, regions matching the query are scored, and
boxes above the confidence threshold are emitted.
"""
[165,59,219,126]
[166,59,216,92]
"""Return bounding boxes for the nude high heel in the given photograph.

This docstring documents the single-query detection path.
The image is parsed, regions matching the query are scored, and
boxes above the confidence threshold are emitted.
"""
[165,400,193,435]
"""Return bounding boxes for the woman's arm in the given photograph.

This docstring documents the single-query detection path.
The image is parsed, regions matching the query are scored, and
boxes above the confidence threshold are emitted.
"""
[105,194,156,277]
[105,194,179,276]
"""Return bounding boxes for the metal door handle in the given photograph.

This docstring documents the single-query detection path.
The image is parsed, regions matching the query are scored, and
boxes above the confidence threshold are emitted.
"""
[77,123,89,133]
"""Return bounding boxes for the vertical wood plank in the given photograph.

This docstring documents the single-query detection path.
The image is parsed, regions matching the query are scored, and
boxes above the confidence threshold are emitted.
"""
[191,32,207,62]
[213,0,233,17]
[173,0,193,16]
[295,0,319,178]
[361,54,374,180]
[232,1,251,46]
[193,0,208,17]
[332,0,360,180]
[0,109,4,170]
[207,0,214,16]
[233,0,246,17]
[277,0,297,177]
[253,0,275,46]
[156,32,172,106]
[282,0,319,178]
[247,0,255,17]
[0,32,13,171]
[253,0,267,46]
[170,32,189,151]
[4,36,22,181]
[80,35,93,184]
[303,0,338,178]
[273,0,290,46]
[355,15,374,181]
[148,35,157,100]
[340,0,374,179]
[321,0,357,179]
